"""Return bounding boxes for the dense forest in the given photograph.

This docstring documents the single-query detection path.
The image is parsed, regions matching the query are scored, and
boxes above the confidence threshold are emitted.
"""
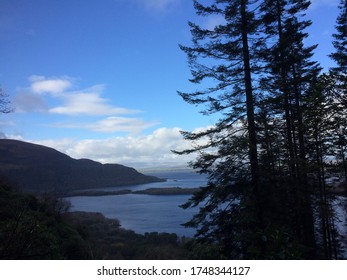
[175,0,347,259]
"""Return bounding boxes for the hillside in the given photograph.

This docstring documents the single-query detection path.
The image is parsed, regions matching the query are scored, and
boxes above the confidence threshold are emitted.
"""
[0,139,164,193]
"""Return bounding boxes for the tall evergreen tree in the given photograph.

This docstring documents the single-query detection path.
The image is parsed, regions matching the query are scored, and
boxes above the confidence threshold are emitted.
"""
[329,0,347,113]
[259,0,321,256]
[177,0,337,259]
[176,0,265,258]
[330,0,347,74]
[304,73,344,259]
[260,0,321,175]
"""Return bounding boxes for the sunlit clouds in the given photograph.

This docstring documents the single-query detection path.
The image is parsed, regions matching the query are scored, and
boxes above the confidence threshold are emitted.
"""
[29,75,73,95]
[31,127,195,168]
[13,76,158,135]
[7,75,198,167]
[51,116,159,134]
[48,87,140,116]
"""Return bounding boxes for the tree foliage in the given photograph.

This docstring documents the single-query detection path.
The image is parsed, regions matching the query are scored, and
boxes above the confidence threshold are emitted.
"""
[0,180,89,259]
[330,0,347,74]
[177,0,347,259]
[0,180,190,260]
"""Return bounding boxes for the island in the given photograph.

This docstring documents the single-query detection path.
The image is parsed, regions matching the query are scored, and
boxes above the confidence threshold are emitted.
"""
[65,187,200,197]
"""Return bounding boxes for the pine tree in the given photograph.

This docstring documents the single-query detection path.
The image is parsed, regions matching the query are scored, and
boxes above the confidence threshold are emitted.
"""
[260,0,321,175]
[259,0,321,256]
[304,74,345,259]
[176,0,265,258]
[177,0,344,259]
[329,0,347,114]
[330,0,347,74]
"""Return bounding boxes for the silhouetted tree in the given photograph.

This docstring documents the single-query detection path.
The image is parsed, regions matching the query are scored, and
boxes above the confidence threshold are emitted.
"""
[330,0,347,75]
[177,0,346,259]
[176,0,279,258]
[259,0,321,257]
[304,74,344,259]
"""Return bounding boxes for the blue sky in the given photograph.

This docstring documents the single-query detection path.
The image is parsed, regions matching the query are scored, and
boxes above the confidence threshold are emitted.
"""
[0,0,341,168]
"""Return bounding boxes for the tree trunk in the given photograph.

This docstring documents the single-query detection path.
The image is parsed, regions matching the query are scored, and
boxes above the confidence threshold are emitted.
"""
[240,1,264,240]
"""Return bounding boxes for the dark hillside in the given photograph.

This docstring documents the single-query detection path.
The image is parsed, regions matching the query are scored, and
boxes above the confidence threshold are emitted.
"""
[0,139,164,193]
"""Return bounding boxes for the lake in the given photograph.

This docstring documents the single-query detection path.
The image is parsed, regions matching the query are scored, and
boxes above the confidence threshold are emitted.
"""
[67,169,347,257]
[67,169,208,237]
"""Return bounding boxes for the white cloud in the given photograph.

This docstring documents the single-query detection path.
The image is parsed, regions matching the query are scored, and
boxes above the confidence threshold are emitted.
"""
[51,116,158,134]
[0,130,23,140]
[49,85,139,116]
[14,75,157,134]
[31,127,196,168]
[0,119,23,140]
[29,75,73,95]
[87,117,158,134]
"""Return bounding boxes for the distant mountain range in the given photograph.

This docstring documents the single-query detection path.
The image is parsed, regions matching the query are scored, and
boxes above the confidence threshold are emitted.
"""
[0,139,164,194]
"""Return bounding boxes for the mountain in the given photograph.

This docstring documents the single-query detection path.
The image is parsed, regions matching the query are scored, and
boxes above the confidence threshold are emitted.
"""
[0,139,164,193]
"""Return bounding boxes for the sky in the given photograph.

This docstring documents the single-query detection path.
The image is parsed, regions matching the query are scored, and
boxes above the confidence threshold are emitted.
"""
[0,0,341,169]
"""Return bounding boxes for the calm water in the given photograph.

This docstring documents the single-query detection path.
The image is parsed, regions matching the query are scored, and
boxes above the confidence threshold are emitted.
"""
[67,170,347,257]
[67,170,207,237]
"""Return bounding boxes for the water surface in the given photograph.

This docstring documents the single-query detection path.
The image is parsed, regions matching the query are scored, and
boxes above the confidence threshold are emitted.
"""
[67,170,207,236]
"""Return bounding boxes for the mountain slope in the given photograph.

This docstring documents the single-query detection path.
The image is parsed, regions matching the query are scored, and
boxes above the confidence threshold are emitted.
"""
[0,139,164,193]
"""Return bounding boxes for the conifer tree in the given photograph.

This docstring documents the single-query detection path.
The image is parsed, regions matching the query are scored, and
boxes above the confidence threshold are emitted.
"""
[176,0,265,258]
[177,0,344,259]
[329,0,347,115]
[259,0,321,256]
[330,0,347,74]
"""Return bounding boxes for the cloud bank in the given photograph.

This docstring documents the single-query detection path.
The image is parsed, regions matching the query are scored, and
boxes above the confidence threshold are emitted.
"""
[9,74,209,168]
[31,127,195,168]
[9,75,199,168]
[13,76,157,134]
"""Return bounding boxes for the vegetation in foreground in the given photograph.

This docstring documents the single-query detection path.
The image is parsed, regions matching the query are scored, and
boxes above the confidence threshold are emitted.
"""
[0,180,218,260]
